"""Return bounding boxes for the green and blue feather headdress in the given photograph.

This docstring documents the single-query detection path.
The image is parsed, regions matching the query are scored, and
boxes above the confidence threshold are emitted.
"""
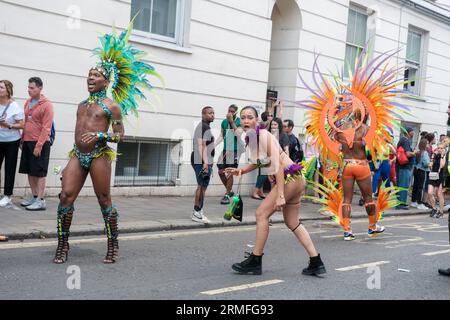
[91,21,161,117]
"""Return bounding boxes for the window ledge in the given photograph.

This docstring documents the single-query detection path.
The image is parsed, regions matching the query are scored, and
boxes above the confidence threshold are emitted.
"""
[402,95,427,102]
[130,34,193,54]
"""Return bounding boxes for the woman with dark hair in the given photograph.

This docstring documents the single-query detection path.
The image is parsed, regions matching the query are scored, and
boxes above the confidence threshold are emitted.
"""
[411,138,430,210]
[0,80,24,207]
[428,143,447,218]
[268,117,289,156]
[225,106,325,276]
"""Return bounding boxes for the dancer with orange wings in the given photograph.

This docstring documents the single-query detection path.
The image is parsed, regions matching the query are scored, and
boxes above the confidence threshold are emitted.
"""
[297,50,410,240]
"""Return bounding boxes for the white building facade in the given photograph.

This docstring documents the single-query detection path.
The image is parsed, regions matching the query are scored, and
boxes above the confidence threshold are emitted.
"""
[0,0,449,197]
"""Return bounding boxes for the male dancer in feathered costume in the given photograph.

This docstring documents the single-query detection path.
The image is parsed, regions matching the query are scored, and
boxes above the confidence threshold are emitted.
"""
[54,22,160,263]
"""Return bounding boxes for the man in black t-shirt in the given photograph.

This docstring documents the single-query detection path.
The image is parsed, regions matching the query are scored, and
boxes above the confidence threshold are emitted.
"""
[283,119,304,163]
[191,106,215,224]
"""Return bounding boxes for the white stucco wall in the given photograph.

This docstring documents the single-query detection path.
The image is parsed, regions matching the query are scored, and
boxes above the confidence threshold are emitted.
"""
[0,0,449,197]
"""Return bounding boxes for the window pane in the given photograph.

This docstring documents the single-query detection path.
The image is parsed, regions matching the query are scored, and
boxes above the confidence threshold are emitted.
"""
[131,0,152,32]
[403,67,418,94]
[355,12,367,47]
[346,9,356,43]
[151,0,178,38]
[406,30,421,63]
[138,143,168,177]
[115,142,139,176]
[344,45,359,77]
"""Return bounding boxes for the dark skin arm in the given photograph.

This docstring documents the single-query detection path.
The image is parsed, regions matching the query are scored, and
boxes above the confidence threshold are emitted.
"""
[81,100,124,144]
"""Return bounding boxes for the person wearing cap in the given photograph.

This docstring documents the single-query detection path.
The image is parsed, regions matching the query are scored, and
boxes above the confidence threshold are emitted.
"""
[396,127,418,209]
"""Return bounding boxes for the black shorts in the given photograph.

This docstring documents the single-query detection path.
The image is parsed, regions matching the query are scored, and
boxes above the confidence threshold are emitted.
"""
[217,150,239,170]
[19,141,51,177]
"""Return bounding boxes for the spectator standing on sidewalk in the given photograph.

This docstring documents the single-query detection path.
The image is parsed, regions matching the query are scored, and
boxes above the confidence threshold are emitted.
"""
[19,77,54,211]
[411,138,430,210]
[396,127,417,210]
[283,119,304,164]
[191,106,215,223]
[0,80,24,208]
[215,104,243,205]
[427,143,447,218]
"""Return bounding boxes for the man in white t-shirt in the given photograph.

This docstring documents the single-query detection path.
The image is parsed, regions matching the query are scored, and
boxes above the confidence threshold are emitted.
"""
[0,80,25,207]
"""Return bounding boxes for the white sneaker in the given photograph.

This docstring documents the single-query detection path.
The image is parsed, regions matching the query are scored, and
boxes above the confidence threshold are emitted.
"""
[0,196,12,208]
[25,199,46,211]
[192,210,210,224]
[410,202,418,208]
[21,197,37,207]
[417,204,428,210]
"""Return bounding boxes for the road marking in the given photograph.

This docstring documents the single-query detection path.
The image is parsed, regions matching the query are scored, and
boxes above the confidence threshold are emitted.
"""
[0,225,324,250]
[200,279,284,296]
[335,261,390,272]
[421,249,450,256]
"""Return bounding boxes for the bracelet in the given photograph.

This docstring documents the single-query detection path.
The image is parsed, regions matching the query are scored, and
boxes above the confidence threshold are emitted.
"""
[96,132,106,140]
[106,132,121,143]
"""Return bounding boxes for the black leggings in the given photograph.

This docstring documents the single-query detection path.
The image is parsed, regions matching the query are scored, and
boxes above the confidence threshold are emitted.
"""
[411,168,426,204]
[0,139,20,196]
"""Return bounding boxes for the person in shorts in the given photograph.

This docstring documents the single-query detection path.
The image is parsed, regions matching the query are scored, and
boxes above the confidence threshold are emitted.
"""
[19,77,54,211]
[191,106,215,223]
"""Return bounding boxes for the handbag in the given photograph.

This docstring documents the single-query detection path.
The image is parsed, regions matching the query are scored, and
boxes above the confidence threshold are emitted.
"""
[397,146,409,165]
[224,174,243,222]
[429,172,439,181]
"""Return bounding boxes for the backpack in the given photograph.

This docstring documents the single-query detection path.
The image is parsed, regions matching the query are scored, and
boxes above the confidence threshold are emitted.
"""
[289,135,304,163]
[50,121,56,146]
[397,146,409,165]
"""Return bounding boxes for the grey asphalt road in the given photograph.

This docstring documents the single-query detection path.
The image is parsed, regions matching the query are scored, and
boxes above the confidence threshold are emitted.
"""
[0,215,449,300]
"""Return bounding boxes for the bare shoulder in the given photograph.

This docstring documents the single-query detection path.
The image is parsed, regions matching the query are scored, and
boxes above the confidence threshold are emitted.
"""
[104,98,121,114]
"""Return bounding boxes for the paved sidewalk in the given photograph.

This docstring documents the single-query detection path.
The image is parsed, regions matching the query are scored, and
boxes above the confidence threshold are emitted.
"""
[0,195,431,240]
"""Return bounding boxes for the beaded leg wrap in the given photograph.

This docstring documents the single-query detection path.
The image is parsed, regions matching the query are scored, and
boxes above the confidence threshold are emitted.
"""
[102,206,119,263]
[53,204,74,264]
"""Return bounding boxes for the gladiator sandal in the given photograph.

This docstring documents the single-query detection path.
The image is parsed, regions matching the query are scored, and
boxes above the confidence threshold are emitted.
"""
[53,204,74,264]
[102,206,119,263]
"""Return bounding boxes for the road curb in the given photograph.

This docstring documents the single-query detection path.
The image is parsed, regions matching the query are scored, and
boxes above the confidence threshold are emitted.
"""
[4,210,431,241]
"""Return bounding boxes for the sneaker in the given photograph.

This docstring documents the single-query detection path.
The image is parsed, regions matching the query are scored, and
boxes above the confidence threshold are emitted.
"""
[430,208,437,217]
[25,199,46,211]
[192,210,210,224]
[410,202,418,208]
[220,195,230,205]
[21,196,37,207]
[424,202,433,209]
[368,225,385,237]
[344,232,355,241]
[435,211,444,219]
[444,204,450,212]
[0,196,12,208]
[417,204,428,210]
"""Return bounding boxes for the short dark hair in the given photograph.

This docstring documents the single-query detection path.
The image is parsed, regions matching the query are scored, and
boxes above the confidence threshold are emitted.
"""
[28,77,43,88]
[440,134,446,138]
[202,106,213,114]
[261,111,268,122]
[229,104,238,112]
[284,119,294,128]
[420,131,428,138]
